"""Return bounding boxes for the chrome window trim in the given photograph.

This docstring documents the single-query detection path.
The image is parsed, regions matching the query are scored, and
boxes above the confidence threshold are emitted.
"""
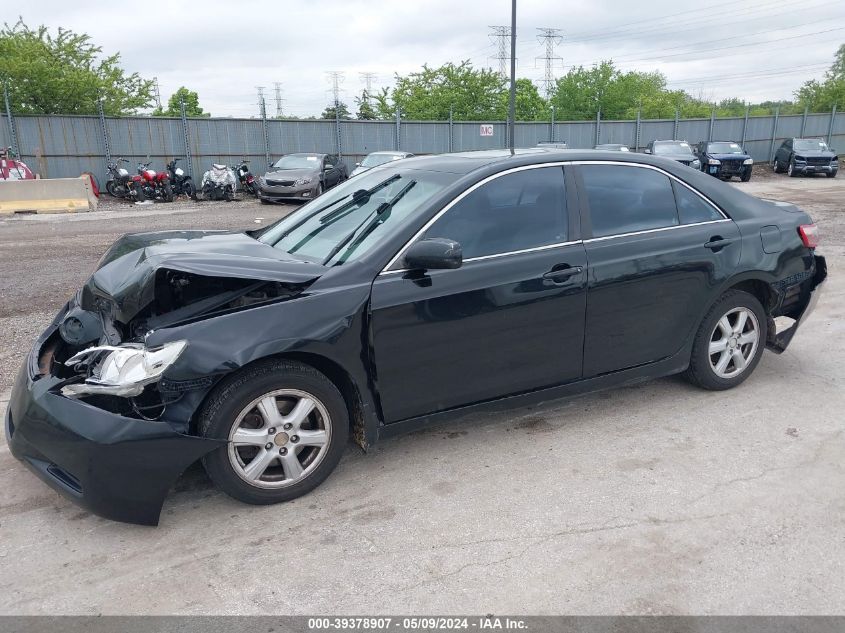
[378,159,730,275]
[380,239,583,276]
[582,218,730,244]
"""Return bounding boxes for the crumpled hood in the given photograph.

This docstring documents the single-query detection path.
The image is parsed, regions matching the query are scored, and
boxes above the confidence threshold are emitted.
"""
[793,150,836,159]
[84,230,325,323]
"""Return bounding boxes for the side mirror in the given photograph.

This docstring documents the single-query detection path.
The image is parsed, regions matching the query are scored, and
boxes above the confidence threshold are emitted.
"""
[355,162,361,167]
[404,238,462,271]
[643,148,652,154]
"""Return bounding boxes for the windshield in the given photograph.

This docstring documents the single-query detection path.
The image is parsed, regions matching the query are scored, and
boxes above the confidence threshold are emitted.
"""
[361,153,404,168]
[272,155,322,170]
[259,167,456,266]
[708,142,744,154]
[794,139,829,152]
[653,142,693,156]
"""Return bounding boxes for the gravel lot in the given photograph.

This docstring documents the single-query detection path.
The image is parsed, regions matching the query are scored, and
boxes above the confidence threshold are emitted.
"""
[0,170,843,615]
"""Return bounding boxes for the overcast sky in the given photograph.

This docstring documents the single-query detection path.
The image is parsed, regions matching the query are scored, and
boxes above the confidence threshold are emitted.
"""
[15,0,845,118]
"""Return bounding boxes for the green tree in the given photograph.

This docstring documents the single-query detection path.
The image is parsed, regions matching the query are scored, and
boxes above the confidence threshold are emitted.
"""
[321,101,352,119]
[795,43,845,111]
[497,78,549,121]
[354,91,377,120]
[0,18,153,115]
[374,61,505,120]
[152,86,209,117]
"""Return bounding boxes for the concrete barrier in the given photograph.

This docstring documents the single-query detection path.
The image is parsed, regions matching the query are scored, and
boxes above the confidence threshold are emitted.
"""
[0,176,98,214]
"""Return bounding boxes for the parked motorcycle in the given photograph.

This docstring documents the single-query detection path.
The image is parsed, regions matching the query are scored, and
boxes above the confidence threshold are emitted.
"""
[164,157,197,199]
[105,158,145,202]
[136,161,174,202]
[233,159,258,196]
[200,163,237,201]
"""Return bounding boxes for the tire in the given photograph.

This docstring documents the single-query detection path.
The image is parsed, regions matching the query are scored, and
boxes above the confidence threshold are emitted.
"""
[741,168,752,182]
[162,180,174,202]
[684,290,767,391]
[183,180,197,200]
[133,183,146,203]
[199,359,349,505]
[106,180,119,197]
[315,183,324,197]
[788,160,798,177]
[827,170,837,178]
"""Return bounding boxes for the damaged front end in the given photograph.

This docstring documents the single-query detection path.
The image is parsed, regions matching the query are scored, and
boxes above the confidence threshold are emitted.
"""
[49,230,323,418]
[7,230,325,525]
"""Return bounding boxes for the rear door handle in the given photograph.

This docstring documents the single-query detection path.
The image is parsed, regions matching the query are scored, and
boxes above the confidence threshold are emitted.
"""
[543,265,583,282]
[704,237,736,251]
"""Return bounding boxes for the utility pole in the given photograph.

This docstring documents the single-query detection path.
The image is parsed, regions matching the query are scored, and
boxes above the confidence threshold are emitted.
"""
[508,0,517,151]
[326,71,345,108]
[536,28,563,99]
[259,96,270,168]
[273,82,285,118]
[359,72,377,115]
[3,82,19,158]
[256,86,266,115]
[489,26,511,79]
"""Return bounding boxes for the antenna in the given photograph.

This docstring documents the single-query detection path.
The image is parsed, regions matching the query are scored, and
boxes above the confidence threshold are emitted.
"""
[536,28,563,98]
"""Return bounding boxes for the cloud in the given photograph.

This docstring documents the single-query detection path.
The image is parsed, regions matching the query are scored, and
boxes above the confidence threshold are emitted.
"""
[15,0,843,117]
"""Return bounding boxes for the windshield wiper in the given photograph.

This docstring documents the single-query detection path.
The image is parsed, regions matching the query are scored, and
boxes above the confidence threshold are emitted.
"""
[322,180,417,266]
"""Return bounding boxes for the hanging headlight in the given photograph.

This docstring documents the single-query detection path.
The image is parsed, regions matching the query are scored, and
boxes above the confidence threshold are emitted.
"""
[61,341,187,398]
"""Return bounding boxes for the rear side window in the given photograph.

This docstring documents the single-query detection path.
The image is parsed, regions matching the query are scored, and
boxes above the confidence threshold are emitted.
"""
[672,181,722,224]
[421,166,567,259]
[580,165,678,238]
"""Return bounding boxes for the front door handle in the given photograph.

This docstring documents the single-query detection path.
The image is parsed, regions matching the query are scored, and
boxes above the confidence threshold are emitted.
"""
[543,265,583,282]
[704,236,736,251]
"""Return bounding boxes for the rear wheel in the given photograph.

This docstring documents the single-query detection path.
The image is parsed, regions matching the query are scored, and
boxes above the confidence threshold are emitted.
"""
[183,180,197,200]
[106,180,119,197]
[684,290,767,391]
[162,180,174,202]
[199,360,348,505]
[772,159,781,173]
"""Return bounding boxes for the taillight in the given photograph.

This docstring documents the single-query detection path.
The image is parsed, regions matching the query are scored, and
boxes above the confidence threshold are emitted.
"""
[798,224,819,248]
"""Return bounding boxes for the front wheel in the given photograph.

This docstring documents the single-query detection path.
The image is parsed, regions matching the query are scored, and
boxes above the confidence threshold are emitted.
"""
[827,170,838,178]
[741,168,752,182]
[788,160,799,177]
[199,360,349,505]
[106,180,119,197]
[162,180,174,202]
[183,180,197,200]
[684,290,767,391]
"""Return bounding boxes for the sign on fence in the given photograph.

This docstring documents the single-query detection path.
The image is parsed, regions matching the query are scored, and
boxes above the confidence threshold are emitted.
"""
[480,124,494,137]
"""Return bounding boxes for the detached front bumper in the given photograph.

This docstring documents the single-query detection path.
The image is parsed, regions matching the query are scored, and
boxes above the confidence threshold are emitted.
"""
[5,332,222,526]
[768,254,827,353]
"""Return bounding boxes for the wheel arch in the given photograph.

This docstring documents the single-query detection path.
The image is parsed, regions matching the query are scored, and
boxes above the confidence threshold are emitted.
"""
[191,350,374,451]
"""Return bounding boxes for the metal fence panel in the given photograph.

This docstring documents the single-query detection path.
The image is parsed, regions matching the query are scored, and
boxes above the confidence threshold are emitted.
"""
[453,122,507,150]
[4,111,844,179]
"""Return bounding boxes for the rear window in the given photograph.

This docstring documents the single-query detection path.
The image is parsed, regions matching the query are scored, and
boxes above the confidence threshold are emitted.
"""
[580,165,678,238]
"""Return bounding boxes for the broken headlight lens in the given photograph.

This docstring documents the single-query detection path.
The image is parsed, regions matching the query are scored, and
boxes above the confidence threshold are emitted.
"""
[61,340,187,398]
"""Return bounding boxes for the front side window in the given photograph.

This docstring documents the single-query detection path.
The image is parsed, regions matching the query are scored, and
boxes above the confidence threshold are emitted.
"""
[581,165,678,238]
[420,167,567,260]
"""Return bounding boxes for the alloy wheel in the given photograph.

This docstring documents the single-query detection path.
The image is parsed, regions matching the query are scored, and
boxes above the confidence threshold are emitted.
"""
[708,307,760,379]
[227,389,331,489]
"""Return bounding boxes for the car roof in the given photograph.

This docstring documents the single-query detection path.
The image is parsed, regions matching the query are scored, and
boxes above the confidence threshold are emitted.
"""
[286,152,326,158]
[368,151,410,156]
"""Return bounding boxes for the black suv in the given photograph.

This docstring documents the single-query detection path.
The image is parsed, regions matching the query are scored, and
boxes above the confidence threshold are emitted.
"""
[695,141,753,182]
[644,140,701,170]
[773,138,838,178]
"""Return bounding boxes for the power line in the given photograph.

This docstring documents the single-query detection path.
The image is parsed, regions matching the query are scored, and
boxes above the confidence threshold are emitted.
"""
[489,26,511,78]
[536,28,563,98]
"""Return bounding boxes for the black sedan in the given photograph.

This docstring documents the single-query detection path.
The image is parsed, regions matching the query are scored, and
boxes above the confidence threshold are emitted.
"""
[695,141,753,181]
[6,149,826,525]
[257,153,348,203]
[773,138,838,178]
